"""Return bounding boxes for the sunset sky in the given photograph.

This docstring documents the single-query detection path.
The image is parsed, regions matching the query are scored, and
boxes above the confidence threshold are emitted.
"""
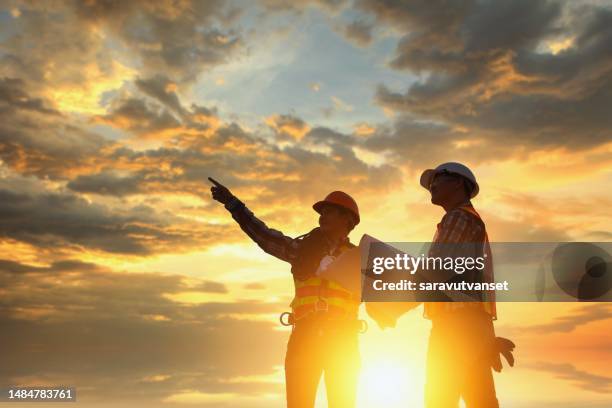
[0,0,611,407]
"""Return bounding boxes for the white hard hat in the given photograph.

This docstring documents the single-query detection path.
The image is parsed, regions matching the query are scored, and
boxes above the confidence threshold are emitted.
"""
[420,162,479,198]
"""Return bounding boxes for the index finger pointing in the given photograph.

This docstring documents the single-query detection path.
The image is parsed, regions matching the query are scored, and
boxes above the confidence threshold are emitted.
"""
[208,177,225,188]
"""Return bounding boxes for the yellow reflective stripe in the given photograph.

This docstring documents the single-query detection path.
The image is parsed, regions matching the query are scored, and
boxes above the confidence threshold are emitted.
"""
[295,277,322,287]
[289,243,360,319]
[291,296,320,307]
[296,278,352,294]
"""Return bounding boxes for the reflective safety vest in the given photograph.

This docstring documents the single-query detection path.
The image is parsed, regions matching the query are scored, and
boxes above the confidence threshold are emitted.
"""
[290,241,360,321]
[291,276,360,320]
[425,205,497,320]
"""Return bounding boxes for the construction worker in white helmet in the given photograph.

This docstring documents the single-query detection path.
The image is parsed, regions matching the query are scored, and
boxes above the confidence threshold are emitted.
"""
[417,162,515,408]
[209,177,364,408]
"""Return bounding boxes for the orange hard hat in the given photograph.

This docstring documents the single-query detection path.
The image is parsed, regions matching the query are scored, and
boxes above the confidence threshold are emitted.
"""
[313,191,360,225]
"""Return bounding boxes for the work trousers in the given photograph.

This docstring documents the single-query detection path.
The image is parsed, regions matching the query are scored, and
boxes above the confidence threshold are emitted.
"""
[425,308,499,408]
[285,315,361,408]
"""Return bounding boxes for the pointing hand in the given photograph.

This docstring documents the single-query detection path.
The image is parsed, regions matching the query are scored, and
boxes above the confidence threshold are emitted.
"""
[208,177,234,205]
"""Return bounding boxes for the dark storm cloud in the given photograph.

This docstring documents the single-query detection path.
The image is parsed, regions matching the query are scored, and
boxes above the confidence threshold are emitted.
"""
[357,0,612,152]
[1,1,243,85]
[96,97,182,136]
[67,171,145,196]
[0,186,231,255]
[96,75,220,137]
[352,116,514,169]
[0,77,60,116]
[73,0,243,82]
[135,75,185,115]
[0,78,111,179]
[0,259,233,316]
[358,0,560,78]
[0,4,105,87]
[0,259,286,402]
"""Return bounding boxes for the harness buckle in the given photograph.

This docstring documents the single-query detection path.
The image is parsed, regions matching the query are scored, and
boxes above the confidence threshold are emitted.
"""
[315,299,328,312]
[279,312,294,326]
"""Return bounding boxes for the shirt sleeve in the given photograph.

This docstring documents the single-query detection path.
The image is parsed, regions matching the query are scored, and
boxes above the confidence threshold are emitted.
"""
[224,196,299,264]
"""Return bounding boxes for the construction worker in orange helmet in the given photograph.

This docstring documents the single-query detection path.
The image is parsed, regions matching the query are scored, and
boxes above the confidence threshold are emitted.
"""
[209,177,363,408]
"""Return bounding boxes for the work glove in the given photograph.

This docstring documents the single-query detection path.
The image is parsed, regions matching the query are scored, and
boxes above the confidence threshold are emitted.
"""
[492,336,515,372]
[365,301,419,329]
[209,177,235,205]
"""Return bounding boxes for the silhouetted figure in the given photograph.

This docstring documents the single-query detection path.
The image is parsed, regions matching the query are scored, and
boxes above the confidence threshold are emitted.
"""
[210,177,362,408]
[418,162,509,408]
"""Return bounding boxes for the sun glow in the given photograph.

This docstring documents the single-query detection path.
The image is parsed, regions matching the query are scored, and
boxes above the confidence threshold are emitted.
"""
[356,360,420,407]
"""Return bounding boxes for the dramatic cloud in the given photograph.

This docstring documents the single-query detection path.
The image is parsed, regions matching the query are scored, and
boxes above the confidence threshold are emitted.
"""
[358,0,612,152]
[68,83,402,211]
[96,97,183,137]
[0,77,111,179]
[135,75,185,115]
[1,1,243,87]
[65,121,401,207]
[1,72,401,231]
[0,77,60,115]
[67,171,146,196]
[0,183,232,256]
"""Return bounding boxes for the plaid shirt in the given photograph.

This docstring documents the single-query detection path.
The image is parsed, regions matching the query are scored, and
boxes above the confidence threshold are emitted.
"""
[430,202,485,250]
[424,201,495,319]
